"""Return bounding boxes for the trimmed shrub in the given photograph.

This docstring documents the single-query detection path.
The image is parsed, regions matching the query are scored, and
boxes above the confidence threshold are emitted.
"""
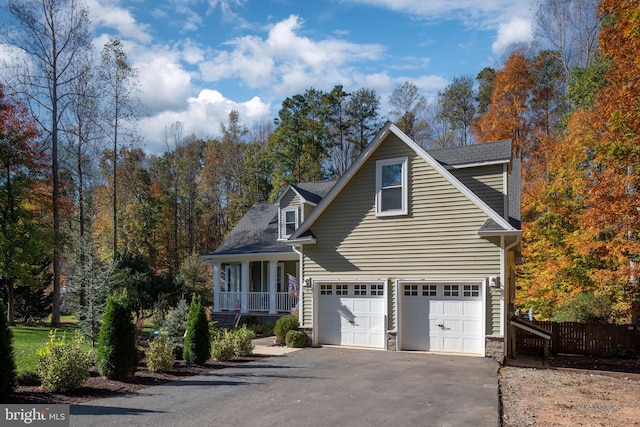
[36,330,92,392]
[96,295,138,380]
[211,331,235,361]
[164,299,190,359]
[146,333,175,373]
[274,315,299,342]
[183,294,211,365]
[0,300,17,399]
[233,326,255,357]
[248,321,275,336]
[285,330,307,348]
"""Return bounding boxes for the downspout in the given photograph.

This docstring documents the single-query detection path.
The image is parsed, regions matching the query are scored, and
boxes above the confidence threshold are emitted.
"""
[292,245,304,328]
[504,234,521,359]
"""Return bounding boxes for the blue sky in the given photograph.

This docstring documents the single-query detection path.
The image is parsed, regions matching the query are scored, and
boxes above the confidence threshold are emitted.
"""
[4,0,537,153]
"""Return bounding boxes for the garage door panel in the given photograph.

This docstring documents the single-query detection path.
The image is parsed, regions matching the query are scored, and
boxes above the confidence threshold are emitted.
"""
[442,301,461,316]
[401,282,483,355]
[317,282,386,349]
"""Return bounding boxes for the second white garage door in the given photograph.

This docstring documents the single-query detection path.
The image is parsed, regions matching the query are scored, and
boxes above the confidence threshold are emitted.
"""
[316,282,386,349]
[400,281,484,355]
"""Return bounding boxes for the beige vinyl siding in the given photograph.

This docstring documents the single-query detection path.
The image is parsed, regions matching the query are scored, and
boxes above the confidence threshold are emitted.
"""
[279,190,302,239]
[450,165,505,218]
[302,285,312,327]
[489,287,502,335]
[303,134,501,280]
[301,134,504,336]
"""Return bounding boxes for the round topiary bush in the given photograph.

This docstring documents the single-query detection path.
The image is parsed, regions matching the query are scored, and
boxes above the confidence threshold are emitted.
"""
[274,315,299,343]
[285,330,307,348]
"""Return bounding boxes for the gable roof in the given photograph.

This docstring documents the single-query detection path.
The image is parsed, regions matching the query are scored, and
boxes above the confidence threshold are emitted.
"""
[427,139,512,168]
[210,202,293,256]
[289,122,520,242]
[275,180,336,206]
[427,139,521,229]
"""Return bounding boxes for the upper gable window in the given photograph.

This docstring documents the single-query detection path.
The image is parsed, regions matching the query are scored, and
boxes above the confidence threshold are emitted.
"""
[376,157,408,216]
[283,208,298,238]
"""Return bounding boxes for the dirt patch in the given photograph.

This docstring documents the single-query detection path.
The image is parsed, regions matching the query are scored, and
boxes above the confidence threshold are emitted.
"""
[501,357,640,426]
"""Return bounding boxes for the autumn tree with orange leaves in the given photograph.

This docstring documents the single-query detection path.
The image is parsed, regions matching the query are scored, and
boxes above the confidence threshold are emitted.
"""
[493,0,640,321]
[0,85,53,324]
[572,0,640,320]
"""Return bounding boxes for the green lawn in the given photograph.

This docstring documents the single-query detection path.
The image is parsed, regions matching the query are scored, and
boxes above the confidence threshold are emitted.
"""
[10,316,83,375]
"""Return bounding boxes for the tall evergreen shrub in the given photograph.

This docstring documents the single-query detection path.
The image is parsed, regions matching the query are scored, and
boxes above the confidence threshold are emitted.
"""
[0,300,17,399]
[96,295,138,380]
[163,298,190,359]
[183,294,210,365]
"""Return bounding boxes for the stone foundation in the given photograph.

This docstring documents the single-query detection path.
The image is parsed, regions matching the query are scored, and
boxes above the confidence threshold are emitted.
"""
[387,331,397,351]
[485,335,505,363]
[300,327,313,347]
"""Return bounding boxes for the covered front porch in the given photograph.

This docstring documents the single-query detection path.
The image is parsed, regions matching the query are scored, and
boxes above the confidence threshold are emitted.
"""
[206,253,300,314]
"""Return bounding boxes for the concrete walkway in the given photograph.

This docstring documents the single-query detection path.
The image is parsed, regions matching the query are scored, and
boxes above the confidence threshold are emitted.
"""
[71,345,500,427]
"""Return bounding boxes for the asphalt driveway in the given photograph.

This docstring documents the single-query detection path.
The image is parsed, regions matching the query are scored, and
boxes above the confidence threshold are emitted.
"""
[71,347,500,427]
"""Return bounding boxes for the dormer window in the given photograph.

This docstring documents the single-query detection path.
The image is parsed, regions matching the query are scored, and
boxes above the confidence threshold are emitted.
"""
[376,157,408,216]
[283,208,298,237]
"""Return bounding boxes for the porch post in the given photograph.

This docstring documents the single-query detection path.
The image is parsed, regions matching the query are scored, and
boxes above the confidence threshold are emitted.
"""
[212,262,220,313]
[269,260,277,314]
[240,261,249,313]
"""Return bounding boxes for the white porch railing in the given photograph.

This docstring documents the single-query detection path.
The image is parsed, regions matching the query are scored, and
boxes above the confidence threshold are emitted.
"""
[219,291,298,313]
[248,292,270,312]
[219,292,241,311]
[277,292,299,312]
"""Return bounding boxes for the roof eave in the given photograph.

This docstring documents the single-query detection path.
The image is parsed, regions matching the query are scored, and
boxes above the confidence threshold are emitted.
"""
[477,230,522,238]
[283,236,317,245]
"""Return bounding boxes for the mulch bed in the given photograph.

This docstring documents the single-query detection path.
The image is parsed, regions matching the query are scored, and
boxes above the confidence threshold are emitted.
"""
[548,354,640,374]
[3,355,267,405]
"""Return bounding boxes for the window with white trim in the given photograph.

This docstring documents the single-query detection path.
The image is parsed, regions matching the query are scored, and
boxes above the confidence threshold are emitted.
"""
[404,284,418,296]
[444,284,459,297]
[282,208,298,238]
[354,284,367,296]
[463,284,480,297]
[422,285,437,296]
[376,157,408,216]
[371,284,384,296]
[320,284,333,295]
[336,284,349,295]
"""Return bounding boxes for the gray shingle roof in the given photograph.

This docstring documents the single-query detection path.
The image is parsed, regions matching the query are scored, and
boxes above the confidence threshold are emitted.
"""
[292,181,336,204]
[212,203,292,256]
[427,140,511,166]
[427,140,520,231]
[210,140,520,256]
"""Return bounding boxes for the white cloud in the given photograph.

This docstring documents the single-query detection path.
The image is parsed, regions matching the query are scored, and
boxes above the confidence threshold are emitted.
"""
[491,16,534,55]
[136,55,192,114]
[343,0,533,30]
[198,15,384,97]
[86,0,152,44]
[139,90,270,154]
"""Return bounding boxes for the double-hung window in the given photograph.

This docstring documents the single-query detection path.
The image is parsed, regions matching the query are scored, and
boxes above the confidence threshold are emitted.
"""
[282,208,298,238]
[376,157,408,216]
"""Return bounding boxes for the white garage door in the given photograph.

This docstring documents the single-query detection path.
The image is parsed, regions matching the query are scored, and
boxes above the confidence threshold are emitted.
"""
[401,281,483,354]
[316,282,386,349]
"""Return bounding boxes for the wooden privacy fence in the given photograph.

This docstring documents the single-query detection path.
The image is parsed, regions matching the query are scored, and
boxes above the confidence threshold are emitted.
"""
[516,321,639,356]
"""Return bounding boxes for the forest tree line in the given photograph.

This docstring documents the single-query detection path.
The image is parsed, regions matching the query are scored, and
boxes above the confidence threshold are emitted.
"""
[0,0,638,325]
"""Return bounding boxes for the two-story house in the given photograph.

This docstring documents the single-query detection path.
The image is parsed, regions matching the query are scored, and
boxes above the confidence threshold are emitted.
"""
[202,123,521,360]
